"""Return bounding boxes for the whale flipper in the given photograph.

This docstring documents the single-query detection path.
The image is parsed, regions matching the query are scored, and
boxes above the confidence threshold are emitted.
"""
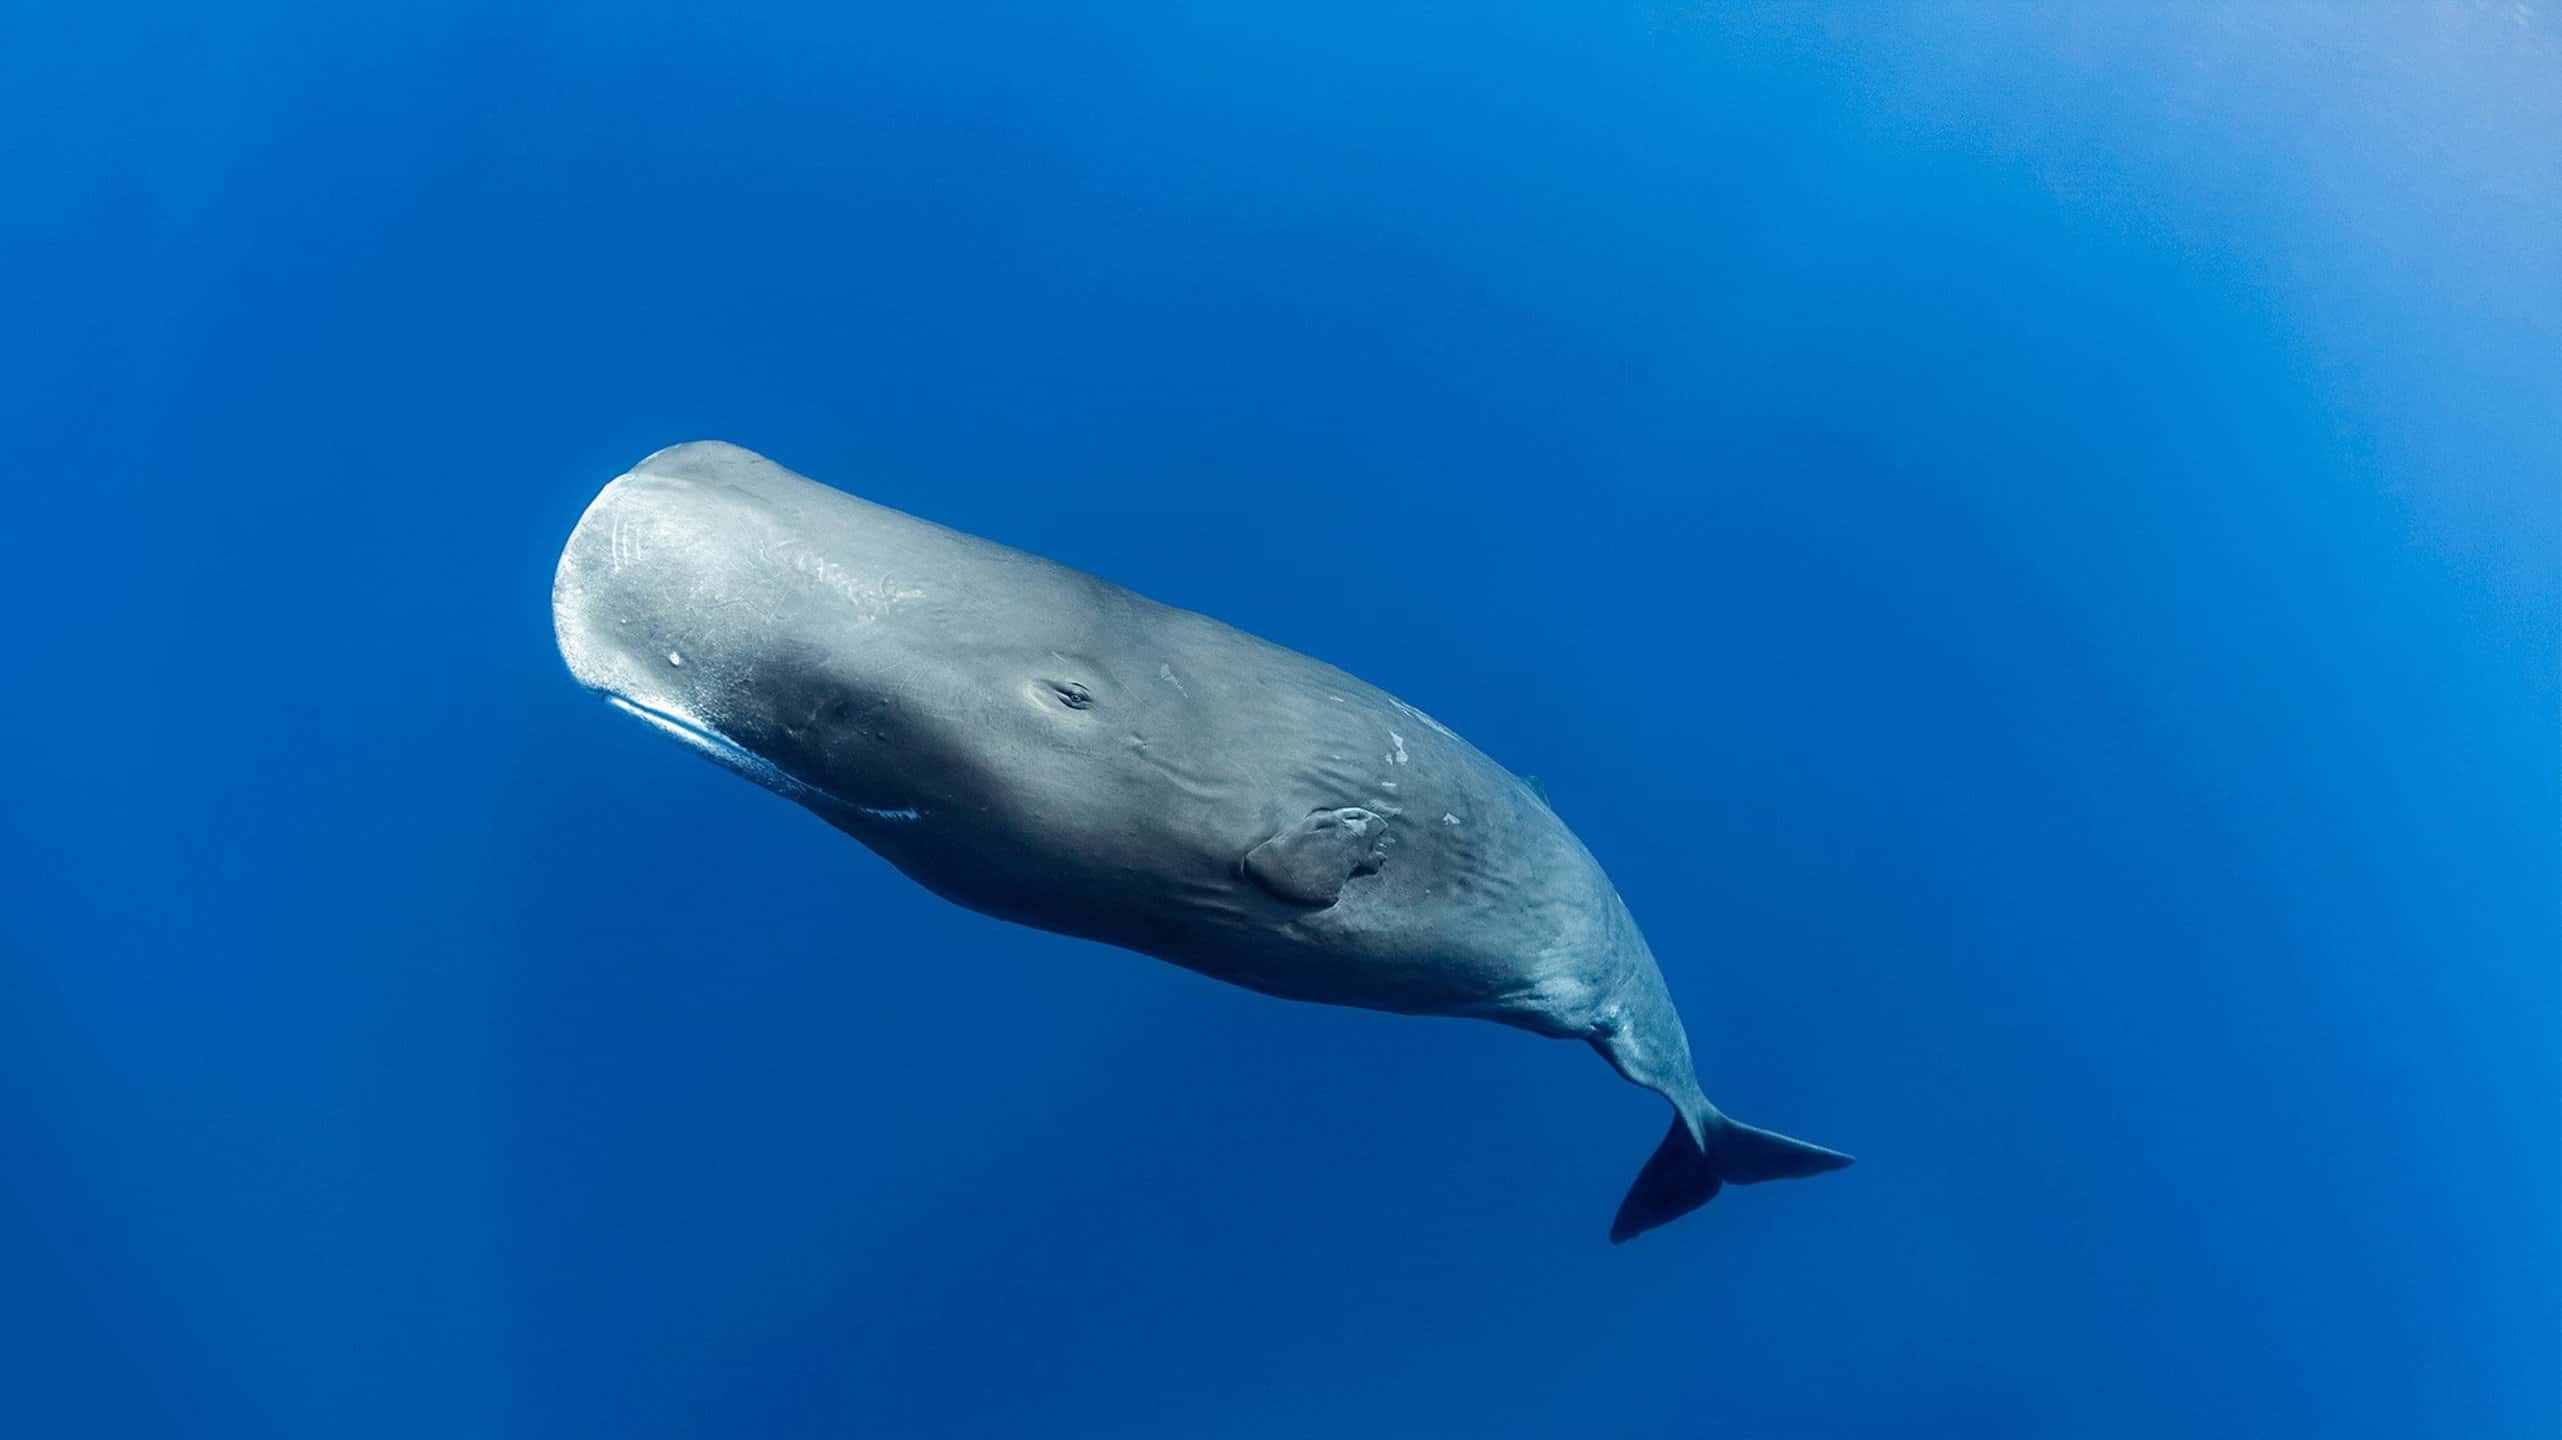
[1609,1112,1853,1244]
[1242,807,1388,906]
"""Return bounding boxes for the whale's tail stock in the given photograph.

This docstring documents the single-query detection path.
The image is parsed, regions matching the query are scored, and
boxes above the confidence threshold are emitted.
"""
[1586,955,1853,1242]
[1609,1108,1854,1243]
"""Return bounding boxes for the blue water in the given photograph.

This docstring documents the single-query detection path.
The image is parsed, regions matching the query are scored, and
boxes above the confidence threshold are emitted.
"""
[5,5,2555,1435]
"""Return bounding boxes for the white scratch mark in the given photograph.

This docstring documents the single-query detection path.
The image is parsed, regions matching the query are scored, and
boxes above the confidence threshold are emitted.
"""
[1389,730,1409,765]
[788,549,925,619]
[1441,812,1462,826]
[857,805,923,822]
[667,651,684,667]
[1157,662,1188,696]
[1390,697,1458,740]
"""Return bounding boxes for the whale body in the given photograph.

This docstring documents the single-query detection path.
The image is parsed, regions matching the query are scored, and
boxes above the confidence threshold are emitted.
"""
[552,441,1850,1240]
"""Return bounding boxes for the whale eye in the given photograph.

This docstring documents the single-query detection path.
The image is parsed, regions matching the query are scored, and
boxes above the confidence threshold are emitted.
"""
[1049,680,1094,710]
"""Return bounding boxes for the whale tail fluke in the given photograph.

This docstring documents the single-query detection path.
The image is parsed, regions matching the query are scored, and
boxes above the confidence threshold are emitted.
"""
[1608,1111,1853,1243]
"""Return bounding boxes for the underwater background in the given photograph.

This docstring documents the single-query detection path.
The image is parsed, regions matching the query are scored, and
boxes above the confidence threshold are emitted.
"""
[3,4,2555,1436]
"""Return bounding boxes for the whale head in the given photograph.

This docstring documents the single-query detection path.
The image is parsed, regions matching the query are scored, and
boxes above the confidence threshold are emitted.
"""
[552,441,1089,829]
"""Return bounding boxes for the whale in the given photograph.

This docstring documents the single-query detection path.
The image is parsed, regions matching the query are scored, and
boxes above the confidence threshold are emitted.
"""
[551,441,1850,1241]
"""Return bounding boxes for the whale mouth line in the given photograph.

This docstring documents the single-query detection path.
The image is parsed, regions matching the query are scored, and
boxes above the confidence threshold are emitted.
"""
[602,692,827,805]
[599,692,922,822]
[604,693,758,766]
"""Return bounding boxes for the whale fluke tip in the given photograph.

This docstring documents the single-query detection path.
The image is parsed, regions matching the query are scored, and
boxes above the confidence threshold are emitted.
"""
[1609,1113,1852,1243]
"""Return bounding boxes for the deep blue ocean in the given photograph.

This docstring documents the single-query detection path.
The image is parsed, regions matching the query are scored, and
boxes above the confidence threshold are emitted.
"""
[4,5,2555,1435]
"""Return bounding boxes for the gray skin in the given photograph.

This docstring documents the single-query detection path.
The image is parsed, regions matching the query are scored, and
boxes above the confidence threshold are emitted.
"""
[553,441,1850,1240]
